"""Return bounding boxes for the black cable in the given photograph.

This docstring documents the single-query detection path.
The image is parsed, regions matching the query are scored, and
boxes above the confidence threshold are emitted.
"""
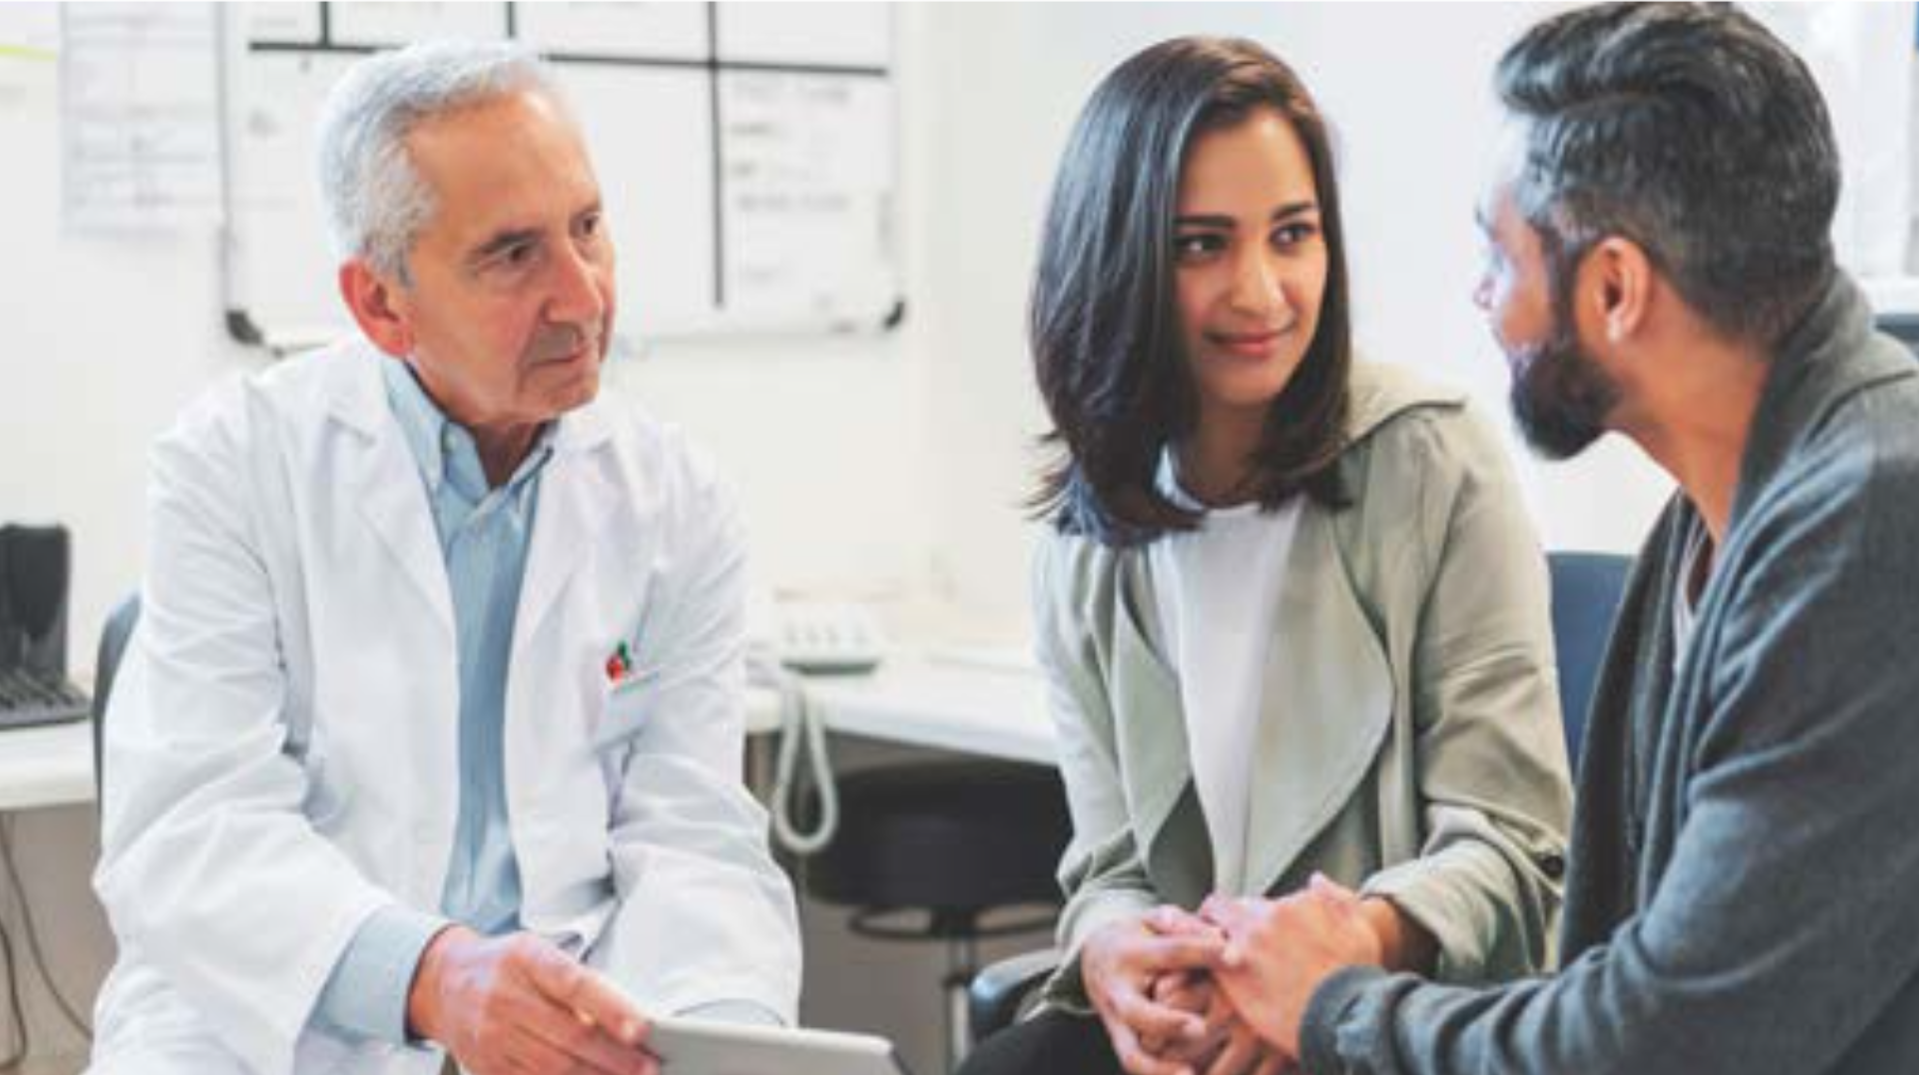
[0,819,92,1041]
[0,914,30,1072]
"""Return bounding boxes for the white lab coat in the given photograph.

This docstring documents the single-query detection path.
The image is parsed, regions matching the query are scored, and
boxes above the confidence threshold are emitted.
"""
[88,339,801,1075]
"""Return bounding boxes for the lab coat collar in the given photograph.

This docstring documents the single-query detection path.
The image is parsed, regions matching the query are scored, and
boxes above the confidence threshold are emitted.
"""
[323,336,616,458]
[377,357,557,506]
[319,337,623,639]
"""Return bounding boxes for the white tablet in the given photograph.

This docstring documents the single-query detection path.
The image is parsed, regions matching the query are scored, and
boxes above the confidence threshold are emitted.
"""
[646,1015,914,1075]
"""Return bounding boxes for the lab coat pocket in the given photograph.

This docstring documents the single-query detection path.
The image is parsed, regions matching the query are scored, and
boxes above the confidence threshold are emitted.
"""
[593,678,649,753]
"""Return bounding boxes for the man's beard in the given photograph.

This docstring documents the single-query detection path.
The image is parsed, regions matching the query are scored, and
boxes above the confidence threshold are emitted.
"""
[1508,315,1620,460]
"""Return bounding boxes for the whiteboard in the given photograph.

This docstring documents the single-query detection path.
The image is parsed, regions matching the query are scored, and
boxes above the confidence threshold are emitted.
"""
[219,2,900,351]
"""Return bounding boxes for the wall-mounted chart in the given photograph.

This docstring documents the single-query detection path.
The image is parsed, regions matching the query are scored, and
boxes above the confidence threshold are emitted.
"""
[221,2,900,351]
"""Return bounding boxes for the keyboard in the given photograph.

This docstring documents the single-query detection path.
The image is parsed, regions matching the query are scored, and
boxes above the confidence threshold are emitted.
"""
[0,667,89,730]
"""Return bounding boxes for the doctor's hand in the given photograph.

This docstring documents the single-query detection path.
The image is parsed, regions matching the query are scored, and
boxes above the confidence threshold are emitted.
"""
[408,926,659,1075]
[1079,907,1229,1075]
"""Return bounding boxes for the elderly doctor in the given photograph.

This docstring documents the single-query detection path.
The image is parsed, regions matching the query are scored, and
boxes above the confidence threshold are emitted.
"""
[87,41,800,1075]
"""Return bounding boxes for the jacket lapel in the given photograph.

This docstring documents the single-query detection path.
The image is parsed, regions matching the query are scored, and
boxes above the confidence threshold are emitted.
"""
[327,348,455,634]
[1107,488,1397,900]
[1102,362,1461,900]
[1241,506,1394,897]
[1107,558,1193,856]
[512,397,619,659]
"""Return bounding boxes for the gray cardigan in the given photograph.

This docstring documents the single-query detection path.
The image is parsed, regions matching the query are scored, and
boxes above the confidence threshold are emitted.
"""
[1035,363,1573,1011]
[1301,276,1919,1074]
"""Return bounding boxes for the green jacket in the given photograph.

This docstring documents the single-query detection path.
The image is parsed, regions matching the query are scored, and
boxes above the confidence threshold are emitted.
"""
[1034,363,1574,1010]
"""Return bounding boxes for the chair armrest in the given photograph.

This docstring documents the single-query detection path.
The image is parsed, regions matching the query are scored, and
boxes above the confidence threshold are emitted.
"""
[968,947,1061,1043]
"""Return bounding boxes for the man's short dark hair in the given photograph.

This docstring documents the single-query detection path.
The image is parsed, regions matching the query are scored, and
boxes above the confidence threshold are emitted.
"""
[1497,3,1840,346]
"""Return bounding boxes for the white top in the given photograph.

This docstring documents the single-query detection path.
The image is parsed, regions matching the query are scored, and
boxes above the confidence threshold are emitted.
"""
[1147,452,1304,893]
[0,720,94,811]
[1672,522,1712,672]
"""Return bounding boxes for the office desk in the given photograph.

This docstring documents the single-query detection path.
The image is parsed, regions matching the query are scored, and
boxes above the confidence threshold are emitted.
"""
[798,653,1055,765]
[744,650,1057,785]
[0,652,1054,813]
[0,721,93,812]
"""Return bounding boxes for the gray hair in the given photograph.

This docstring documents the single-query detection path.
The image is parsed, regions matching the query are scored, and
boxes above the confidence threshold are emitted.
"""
[1496,3,1839,346]
[315,40,560,283]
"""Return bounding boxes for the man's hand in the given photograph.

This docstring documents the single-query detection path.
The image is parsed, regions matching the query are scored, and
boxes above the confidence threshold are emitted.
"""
[1140,906,1230,1066]
[1150,970,1292,1075]
[1201,875,1385,1060]
[1079,907,1229,1075]
[1132,909,1286,1075]
[1146,969,1226,1065]
[408,926,659,1075]
[1197,1014,1295,1075]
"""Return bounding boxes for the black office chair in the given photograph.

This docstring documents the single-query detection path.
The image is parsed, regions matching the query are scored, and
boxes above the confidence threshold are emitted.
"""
[805,757,1071,1071]
[965,550,1636,1042]
[91,593,141,804]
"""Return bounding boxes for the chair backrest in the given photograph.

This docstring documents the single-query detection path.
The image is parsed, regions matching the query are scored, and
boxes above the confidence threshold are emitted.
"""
[92,593,142,804]
[1877,312,1919,360]
[1547,552,1631,773]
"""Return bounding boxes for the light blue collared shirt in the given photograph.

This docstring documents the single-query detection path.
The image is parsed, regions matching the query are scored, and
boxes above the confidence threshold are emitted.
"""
[313,359,553,1043]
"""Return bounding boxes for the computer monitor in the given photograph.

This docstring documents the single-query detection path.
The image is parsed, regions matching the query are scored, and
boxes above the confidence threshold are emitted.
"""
[0,524,88,729]
[1879,311,1919,360]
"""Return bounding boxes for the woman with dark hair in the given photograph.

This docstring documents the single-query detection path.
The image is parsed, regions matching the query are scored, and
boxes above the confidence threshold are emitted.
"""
[960,37,1572,1075]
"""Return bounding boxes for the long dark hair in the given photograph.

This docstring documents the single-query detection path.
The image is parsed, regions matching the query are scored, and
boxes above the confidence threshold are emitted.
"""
[1030,36,1352,547]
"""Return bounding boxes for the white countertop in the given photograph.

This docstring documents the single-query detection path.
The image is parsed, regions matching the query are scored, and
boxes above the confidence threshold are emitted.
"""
[798,650,1054,765]
[0,720,93,812]
[0,645,1055,813]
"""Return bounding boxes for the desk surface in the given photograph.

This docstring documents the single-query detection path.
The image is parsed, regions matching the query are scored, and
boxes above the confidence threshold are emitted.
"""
[1,651,1054,812]
[0,720,94,812]
[802,652,1054,765]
